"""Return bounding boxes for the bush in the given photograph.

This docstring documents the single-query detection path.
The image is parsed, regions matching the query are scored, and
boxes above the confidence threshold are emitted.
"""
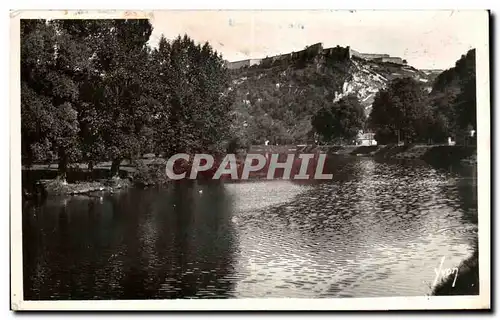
[132,162,169,187]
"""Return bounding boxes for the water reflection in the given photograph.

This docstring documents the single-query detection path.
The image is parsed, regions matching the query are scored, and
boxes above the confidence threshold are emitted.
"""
[23,157,477,299]
[229,158,477,297]
[23,182,238,300]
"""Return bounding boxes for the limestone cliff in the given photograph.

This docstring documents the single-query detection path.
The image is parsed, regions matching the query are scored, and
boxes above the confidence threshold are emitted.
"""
[228,45,441,144]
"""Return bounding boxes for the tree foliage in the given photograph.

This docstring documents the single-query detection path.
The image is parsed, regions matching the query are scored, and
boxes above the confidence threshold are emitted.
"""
[151,35,233,156]
[425,49,477,143]
[368,77,432,144]
[367,49,476,145]
[312,94,365,144]
[229,58,353,145]
[21,20,91,176]
[21,20,233,178]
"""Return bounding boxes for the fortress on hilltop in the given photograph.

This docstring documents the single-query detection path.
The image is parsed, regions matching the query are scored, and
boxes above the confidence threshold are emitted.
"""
[225,43,407,70]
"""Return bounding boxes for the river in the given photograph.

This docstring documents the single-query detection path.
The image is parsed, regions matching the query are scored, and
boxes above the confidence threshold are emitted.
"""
[22,156,478,299]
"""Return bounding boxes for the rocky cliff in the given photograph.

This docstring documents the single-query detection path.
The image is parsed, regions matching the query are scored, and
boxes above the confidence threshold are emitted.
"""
[228,45,441,144]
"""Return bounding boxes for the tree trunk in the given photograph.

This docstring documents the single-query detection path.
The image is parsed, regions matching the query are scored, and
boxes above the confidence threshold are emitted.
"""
[58,151,68,184]
[110,158,121,177]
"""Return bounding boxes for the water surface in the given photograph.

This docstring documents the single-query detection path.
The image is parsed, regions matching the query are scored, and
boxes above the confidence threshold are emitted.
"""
[22,157,477,299]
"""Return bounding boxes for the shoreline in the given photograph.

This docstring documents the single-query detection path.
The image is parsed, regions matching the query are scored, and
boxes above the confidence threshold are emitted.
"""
[23,177,132,200]
[22,144,476,199]
[432,246,479,296]
[317,144,477,165]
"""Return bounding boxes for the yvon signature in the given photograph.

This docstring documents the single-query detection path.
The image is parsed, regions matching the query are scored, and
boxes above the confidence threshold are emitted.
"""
[433,256,459,287]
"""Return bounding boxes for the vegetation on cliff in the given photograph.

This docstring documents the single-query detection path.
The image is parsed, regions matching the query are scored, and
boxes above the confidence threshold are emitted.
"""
[368,49,476,145]
[229,54,353,145]
[429,49,477,142]
[229,45,447,146]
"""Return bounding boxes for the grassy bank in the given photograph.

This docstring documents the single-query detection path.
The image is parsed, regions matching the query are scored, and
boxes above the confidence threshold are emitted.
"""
[41,177,131,196]
[22,158,164,199]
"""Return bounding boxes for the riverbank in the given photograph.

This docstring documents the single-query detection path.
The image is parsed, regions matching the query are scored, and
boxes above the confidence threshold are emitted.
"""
[22,161,139,200]
[22,144,476,199]
[23,176,132,200]
[315,144,477,165]
[22,156,250,199]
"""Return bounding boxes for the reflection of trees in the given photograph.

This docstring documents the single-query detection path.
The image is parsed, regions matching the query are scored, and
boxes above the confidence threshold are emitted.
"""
[24,197,115,300]
[24,185,238,300]
[165,181,237,298]
[110,182,238,299]
[24,200,75,299]
[453,164,477,224]
[22,202,45,299]
[427,162,477,223]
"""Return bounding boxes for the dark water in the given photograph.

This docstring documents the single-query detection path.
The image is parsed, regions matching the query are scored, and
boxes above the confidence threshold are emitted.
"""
[22,157,478,299]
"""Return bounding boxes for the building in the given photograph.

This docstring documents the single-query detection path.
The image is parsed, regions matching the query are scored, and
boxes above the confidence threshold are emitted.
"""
[373,56,407,65]
[324,45,351,60]
[350,50,389,60]
[226,58,262,70]
[225,44,408,69]
[357,132,377,146]
[349,48,407,65]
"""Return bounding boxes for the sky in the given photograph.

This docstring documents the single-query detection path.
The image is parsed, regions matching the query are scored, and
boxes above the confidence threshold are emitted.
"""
[148,10,487,70]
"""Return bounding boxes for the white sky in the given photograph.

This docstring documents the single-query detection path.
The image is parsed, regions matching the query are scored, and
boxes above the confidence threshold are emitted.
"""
[148,10,487,70]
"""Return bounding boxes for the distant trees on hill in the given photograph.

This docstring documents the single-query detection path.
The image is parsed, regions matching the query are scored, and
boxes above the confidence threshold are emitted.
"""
[230,58,352,145]
[368,49,476,145]
[230,47,477,147]
[21,19,233,179]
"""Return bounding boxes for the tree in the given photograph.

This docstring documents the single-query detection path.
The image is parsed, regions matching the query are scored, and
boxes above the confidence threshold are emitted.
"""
[330,94,366,143]
[427,87,460,143]
[453,49,476,135]
[151,34,234,157]
[368,77,430,144]
[311,107,334,143]
[60,19,154,176]
[312,94,365,144]
[428,49,476,144]
[21,20,92,179]
[97,20,153,176]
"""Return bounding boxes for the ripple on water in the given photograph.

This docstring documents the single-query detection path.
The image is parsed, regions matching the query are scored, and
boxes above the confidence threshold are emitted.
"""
[229,159,477,298]
[224,180,311,214]
[22,158,478,300]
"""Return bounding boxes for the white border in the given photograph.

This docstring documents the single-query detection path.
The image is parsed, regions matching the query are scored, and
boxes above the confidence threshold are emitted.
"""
[9,9,491,311]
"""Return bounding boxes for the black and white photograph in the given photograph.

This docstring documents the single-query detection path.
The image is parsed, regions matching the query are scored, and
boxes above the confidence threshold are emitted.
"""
[10,9,490,311]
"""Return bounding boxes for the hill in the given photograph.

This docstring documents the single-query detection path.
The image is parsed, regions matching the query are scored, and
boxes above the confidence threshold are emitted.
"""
[427,49,476,143]
[228,43,441,145]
